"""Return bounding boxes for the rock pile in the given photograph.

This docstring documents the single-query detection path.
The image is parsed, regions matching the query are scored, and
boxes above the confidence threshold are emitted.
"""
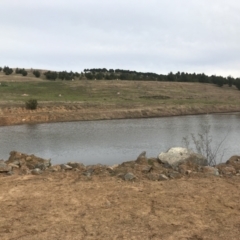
[0,148,240,180]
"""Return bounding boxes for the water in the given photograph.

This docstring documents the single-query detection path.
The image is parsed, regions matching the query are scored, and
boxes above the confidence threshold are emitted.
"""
[0,113,240,165]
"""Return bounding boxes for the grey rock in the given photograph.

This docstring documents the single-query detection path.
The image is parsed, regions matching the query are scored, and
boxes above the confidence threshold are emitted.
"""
[82,168,94,176]
[31,168,43,175]
[82,171,92,177]
[141,165,152,173]
[158,174,169,181]
[0,162,12,172]
[158,147,208,169]
[124,172,136,181]
[35,163,47,170]
[137,151,146,158]
[168,171,182,179]
[163,162,172,169]
[48,165,61,172]
[67,162,84,169]
[136,151,148,164]
[7,171,14,176]
[202,166,219,176]
[60,164,73,170]
[6,151,51,170]
[147,173,160,181]
[8,163,19,169]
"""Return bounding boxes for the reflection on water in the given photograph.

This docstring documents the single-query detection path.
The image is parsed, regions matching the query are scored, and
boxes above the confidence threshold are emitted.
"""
[0,113,240,165]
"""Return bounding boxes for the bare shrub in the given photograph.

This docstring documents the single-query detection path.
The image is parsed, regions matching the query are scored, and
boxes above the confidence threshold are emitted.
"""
[182,124,228,166]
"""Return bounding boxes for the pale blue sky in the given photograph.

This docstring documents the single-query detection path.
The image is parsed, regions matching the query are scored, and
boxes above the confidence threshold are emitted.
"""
[1,0,240,77]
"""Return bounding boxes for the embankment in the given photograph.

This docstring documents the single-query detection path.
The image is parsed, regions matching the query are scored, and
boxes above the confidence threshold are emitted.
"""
[0,103,240,126]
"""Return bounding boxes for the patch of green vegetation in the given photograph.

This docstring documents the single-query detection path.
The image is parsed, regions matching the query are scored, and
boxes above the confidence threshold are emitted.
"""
[0,82,8,87]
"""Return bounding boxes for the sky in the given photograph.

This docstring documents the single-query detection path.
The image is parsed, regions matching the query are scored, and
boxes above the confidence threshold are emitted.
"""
[1,0,240,77]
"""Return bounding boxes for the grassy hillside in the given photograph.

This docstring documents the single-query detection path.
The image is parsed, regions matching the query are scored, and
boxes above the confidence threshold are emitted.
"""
[0,70,239,110]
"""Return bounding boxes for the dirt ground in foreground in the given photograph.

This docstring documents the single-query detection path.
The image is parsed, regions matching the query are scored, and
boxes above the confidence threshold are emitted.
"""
[0,173,239,240]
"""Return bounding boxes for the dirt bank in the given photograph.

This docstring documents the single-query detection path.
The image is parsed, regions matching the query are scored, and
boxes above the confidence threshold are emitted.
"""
[1,102,240,126]
[1,151,240,239]
[0,172,240,240]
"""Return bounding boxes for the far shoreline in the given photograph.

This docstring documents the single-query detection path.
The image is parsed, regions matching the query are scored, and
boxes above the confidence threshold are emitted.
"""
[0,103,240,126]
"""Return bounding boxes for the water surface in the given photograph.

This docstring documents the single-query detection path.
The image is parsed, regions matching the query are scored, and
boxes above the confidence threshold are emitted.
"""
[0,113,239,165]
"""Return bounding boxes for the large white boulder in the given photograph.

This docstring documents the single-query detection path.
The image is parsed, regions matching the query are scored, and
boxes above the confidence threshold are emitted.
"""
[158,147,208,169]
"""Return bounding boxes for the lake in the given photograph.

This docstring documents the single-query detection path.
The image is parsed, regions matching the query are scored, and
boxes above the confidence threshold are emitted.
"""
[0,113,239,165]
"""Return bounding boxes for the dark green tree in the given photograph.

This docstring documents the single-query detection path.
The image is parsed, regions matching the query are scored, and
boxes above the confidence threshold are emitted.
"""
[33,70,41,78]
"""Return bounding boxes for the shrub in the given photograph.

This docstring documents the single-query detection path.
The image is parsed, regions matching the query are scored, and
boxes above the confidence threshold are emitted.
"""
[33,70,41,78]
[25,99,38,110]
[182,123,228,166]
[3,66,13,75]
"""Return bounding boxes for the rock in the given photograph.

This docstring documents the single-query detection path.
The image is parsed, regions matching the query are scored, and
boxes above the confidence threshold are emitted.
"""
[136,151,148,164]
[202,166,219,176]
[168,171,182,179]
[158,147,208,169]
[35,163,47,170]
[158,174,169,181]
[107,164,119,173]
[162,162,172,169]
[6,151,51,170]
[141,165,152,173]
[6,171,14,176]
[60,164,72,170]
[82,171,92,177]
[31,168,43,175]
[0,162,12,172]
[67,162,81,168]
[147,173,160,181]
[20,166,31,175]
[47,165,61,172]
[124,172,136,181]
[216,164,236,175]
[8,163,19,169]
[226,156,240,171]
[82,168,95,176]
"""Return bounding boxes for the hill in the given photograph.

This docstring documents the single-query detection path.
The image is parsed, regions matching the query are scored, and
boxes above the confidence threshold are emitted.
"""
[0,69,240,126]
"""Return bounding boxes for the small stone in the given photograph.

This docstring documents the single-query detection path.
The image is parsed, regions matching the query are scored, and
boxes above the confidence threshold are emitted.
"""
[82,171,91,177]
[60,164,73,170]
[48,165,61,172]
[217,164,236,175]
[158,174,169,181]
[31,168,43,175]
[124,172,136,181]
[136,151,148,164]
[163,162,172,169]
[168,171,182,179]
[7,171,14,176]
[141,165,152,173]
[8,163,19,169]
[202,166,219,176]
[147,173,159,181]
[35,163,47,170]
[0,162,12,172]
[67,162,82,169]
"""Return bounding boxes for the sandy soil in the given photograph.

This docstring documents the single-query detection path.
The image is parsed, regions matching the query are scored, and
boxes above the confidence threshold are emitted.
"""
[0,172,239,240]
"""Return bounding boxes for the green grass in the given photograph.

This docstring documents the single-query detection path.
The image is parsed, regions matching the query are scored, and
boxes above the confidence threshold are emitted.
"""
[0,78,240,110]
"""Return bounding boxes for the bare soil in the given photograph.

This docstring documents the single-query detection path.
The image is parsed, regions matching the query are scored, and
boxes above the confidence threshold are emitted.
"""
[0,172,240,240]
